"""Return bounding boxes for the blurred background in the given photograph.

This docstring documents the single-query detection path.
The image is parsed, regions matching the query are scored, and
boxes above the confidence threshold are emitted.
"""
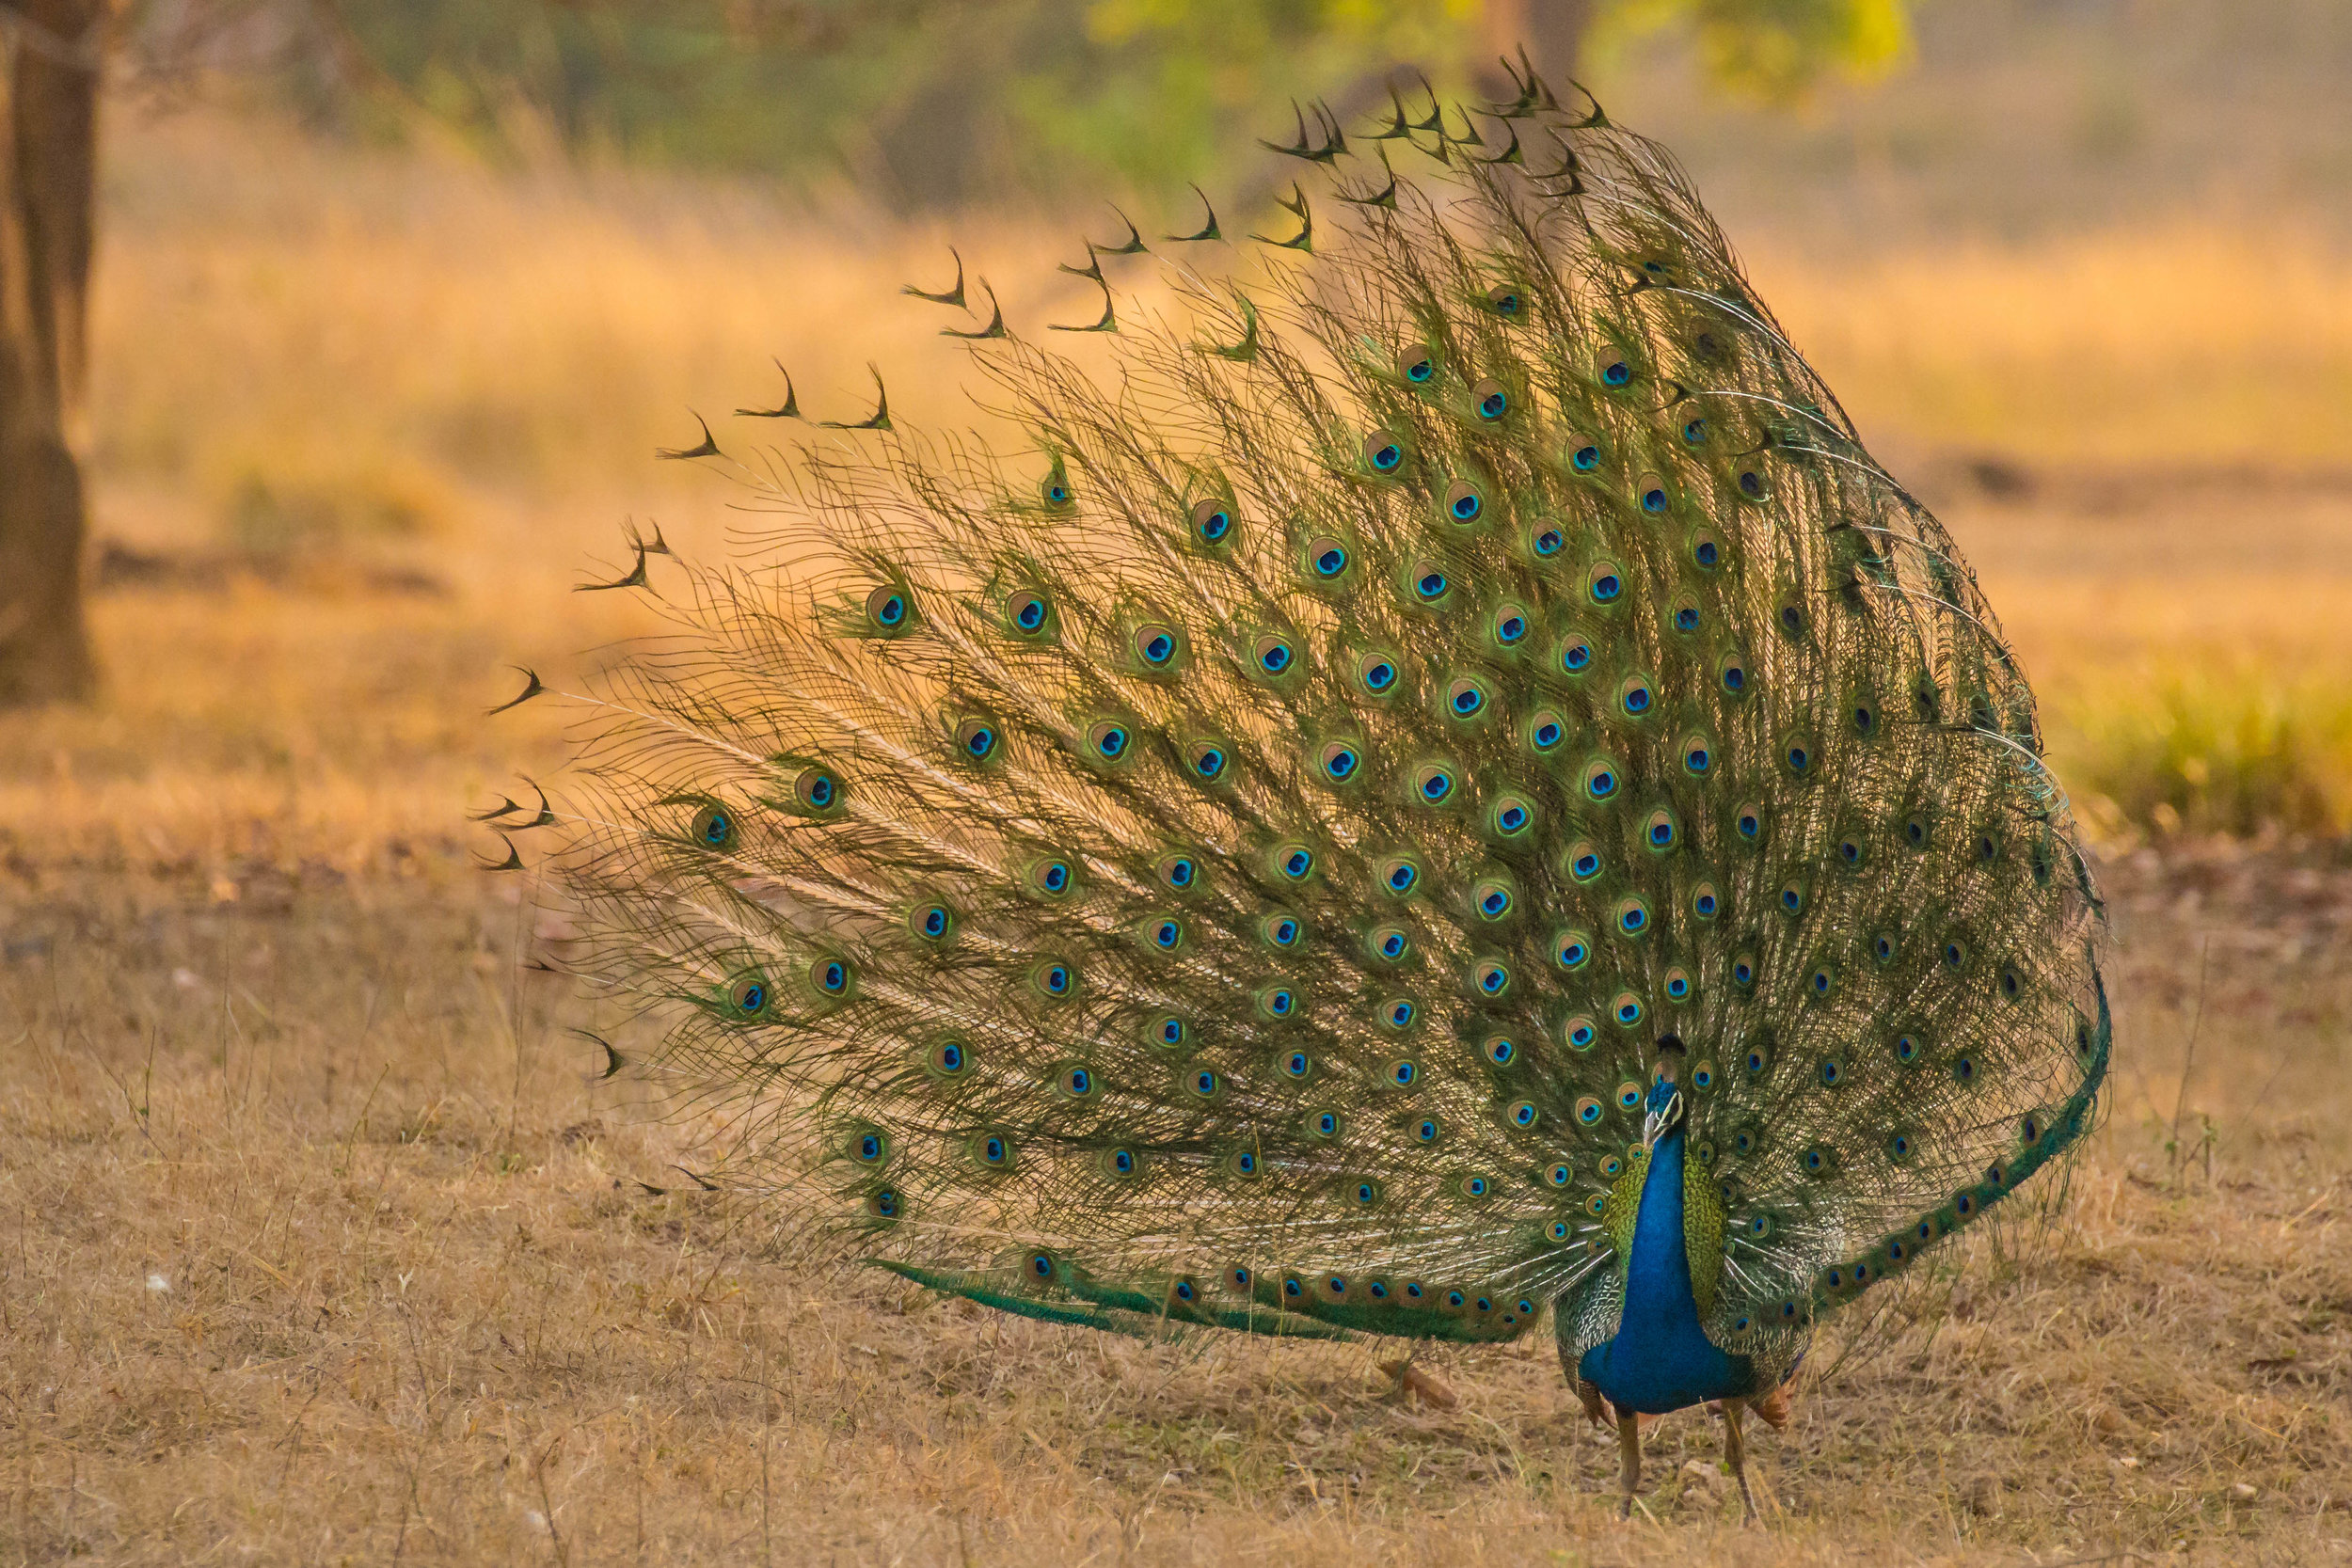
[0,0,2343,883]
[0,0,2345,874]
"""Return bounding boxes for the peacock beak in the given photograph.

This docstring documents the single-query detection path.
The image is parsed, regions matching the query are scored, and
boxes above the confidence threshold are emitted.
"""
[1642,1095,1679,1153]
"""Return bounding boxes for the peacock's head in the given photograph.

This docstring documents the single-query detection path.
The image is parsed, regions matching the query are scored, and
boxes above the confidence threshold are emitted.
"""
[1644,1034,1687,1151]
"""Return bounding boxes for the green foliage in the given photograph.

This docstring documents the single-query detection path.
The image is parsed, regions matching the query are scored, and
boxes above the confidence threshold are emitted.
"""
[1597,0,1911,103]
[291,0,1915,200]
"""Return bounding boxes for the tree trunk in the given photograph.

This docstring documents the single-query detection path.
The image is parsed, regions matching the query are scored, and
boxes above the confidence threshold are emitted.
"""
[0,0,101,706]
[1477,0,1597,98]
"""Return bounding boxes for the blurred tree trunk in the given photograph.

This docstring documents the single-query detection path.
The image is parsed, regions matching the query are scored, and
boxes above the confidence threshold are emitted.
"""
[0,0,101,706]
[1477,0,1596,97]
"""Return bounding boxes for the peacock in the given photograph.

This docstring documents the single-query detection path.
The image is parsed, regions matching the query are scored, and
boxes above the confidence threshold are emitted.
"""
[495,62,2110,1522]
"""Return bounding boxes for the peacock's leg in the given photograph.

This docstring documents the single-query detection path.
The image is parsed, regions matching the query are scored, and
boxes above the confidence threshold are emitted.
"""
[1615,1408,1642,1519]
[1721,1399,1759,1527]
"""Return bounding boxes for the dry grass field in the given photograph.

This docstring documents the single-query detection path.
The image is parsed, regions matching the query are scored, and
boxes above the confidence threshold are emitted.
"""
[2,96,2350,1564]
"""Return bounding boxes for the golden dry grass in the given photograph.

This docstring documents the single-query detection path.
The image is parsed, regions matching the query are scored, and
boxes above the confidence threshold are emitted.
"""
[3,103,2351,1564]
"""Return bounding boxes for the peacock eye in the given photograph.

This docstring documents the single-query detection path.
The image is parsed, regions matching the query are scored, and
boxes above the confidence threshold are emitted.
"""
[1189,498,1234,544]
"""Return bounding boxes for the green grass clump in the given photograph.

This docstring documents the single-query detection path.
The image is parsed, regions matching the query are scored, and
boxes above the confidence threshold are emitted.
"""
[2052,663,2352,842]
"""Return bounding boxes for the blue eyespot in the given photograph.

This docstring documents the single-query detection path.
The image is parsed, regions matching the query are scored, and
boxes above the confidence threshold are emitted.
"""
[1257,637,1294,674]
[1674,606,1700,633]
[1139,629,1175,665]
[1066,1068,1093,1095]
[1092,723,1130,760]
[1191,743,1227,781]
[1474,381,1508,420]
[1010,592,1048,632]
[1316,1112,1340,1136]
[1694,538,1720,568]
[1039,861,1071,894]
[1365,432,1405,472]
[1359,656,1398,693]
[1280,847,1313,879]
[1042,481,1073,505]
[1572,444,1600,472]
[1682,419,1707,445]
[1387,999,1417,1029]
[958,720,998,760]
[1534,526,1565,557]
[1192,500,1232,543]
[1041,963,1072,994]
[1566,1018,1597,1050]
[1268,916,1300,947]
[1192,1069,1218,1097]
[1641,485,1667,514]
[1496,611,1527,644]
[1152,919,1182,949]
[1266,989,1295,1017]
[1561,637,1594,673]
[1496,801,1529,833]
[867,588,909,629]
[1321,742,1360,782]
[1532,718,1564,751]
[1391,1060,1417,1086]
[1583,763,1618,800]
[1415,1118,1439,1143]
[1555,934,1590,970]
[1377,929,1407,960]
[1416,765,1455,804]
[1162,857,1195,889]
[983,1135,1008,1164]
[1384,859,1420,895]
[1312,543,1348,578]
[1284,1051,1310,1078]
[817,959,849,993]
[1445,482,1483,522]
[1589,570,1623,604]
[1572,851,1599,879]
[919,905,950,938]
[1599,356,1631,387]
[1416,569,1449,602]
[1448,679,1486,718]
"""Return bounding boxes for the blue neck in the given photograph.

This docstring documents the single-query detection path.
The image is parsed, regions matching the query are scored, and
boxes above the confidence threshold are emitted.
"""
[1576,1127,1753,1414]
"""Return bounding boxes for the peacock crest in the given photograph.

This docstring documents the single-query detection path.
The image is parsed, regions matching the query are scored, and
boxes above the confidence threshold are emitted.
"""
[503,60,2109,1498]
